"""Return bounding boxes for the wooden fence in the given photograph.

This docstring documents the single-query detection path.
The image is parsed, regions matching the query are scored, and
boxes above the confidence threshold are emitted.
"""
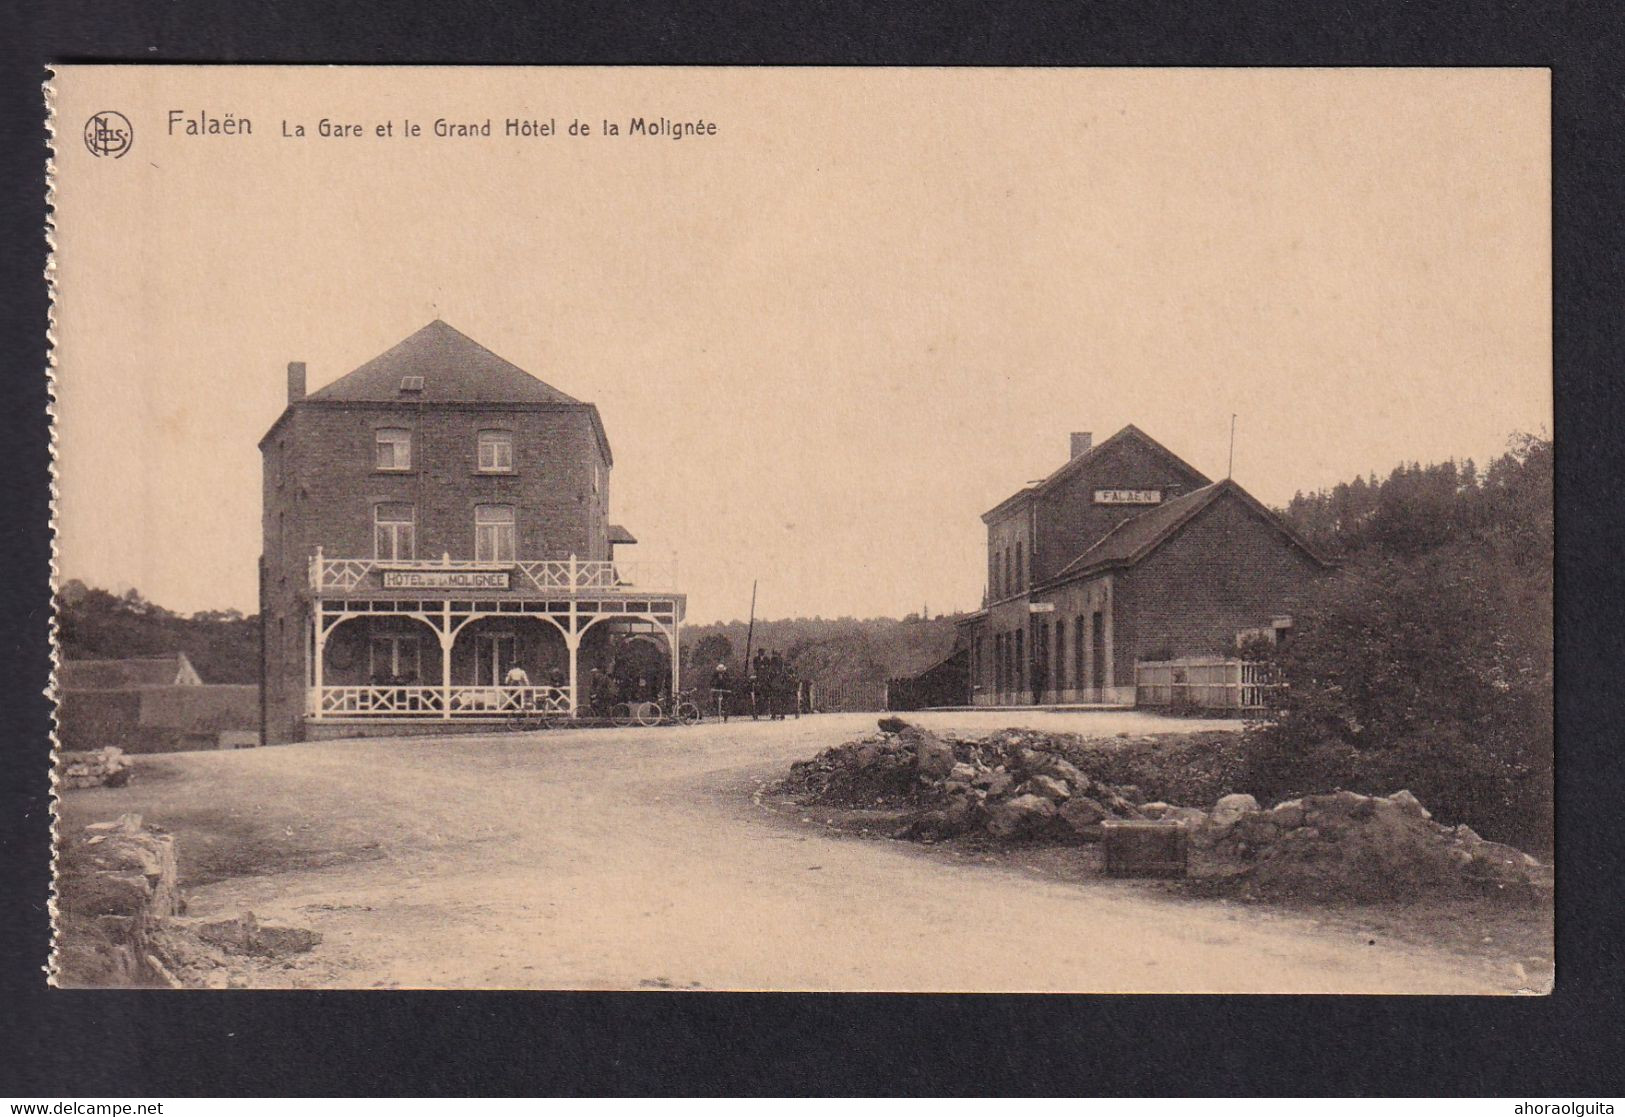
[1134,657,1279,711]
[809,679,890,713]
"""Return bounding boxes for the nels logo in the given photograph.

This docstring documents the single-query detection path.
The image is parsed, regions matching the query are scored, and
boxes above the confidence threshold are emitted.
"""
[83,111,133,158]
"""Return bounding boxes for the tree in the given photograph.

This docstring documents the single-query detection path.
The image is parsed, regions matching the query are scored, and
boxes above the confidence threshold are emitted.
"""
[1252,433,1553,849]
[690,633,735,673]
[56,582,261,683]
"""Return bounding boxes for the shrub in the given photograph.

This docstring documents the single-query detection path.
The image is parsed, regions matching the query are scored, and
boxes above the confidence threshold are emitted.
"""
[1243,538,1551,852]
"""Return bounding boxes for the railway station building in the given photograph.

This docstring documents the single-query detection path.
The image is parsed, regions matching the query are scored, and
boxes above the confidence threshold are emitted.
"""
[956,425,1330,706]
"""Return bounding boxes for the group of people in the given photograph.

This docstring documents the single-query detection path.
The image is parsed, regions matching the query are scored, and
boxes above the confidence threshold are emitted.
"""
[588,665,671,717]
[499,660,668,717]
[500,664,568,691]
[467,645,816,723]
[707,649,804,722]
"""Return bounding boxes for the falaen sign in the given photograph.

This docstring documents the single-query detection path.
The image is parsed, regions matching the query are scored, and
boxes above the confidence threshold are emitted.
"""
[1094,489,1163,505]
[382,570,511,590]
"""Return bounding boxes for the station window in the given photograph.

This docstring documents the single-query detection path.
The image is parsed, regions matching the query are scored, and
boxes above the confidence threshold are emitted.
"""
[374,503,416,560]
[375,428,412,471]
[477,430,514,473]
[1074,616,1087,688]
[475,504,516,562]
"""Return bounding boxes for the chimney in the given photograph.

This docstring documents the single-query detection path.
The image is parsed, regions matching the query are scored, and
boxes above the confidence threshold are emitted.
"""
[1070,431,1093,459]
[287,361,306,403]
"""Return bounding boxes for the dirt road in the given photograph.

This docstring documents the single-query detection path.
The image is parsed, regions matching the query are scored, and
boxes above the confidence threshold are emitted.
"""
[62,711,1534,992]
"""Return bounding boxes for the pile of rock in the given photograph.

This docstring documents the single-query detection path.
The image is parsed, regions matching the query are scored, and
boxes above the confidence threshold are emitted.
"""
[904,726,1152,843]
[55,746,135,790]
[776,722,1151,843]
[775,721,1549,902]
[1164,789,1550,901]
[775,728,931,808]
[54,813,180,986]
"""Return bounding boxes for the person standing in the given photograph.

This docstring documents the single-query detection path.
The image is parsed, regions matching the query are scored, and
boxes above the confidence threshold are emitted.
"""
[588,666,609,718]
[709,661,732,722]
[767,650,786,720]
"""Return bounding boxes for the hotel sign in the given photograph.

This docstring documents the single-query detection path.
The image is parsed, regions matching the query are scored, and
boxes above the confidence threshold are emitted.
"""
[1094,489,1163,505]
[382,569,511,590]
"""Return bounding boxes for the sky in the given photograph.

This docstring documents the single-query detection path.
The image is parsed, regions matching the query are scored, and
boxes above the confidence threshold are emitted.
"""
[51,68,1550,624]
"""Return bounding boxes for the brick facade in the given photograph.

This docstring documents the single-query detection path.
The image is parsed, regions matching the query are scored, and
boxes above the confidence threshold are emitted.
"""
[1112,495,1324,679]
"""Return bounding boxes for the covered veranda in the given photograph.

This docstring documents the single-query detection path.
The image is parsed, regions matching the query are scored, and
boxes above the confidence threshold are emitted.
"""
[304,554,684,725]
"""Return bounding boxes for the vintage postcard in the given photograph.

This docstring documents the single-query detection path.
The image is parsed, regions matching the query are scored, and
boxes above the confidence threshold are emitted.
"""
[47,66,1552,992]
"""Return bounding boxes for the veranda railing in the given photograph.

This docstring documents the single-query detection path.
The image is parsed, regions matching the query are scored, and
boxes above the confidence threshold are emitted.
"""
[315,684,573,718]
[309,550,678,595]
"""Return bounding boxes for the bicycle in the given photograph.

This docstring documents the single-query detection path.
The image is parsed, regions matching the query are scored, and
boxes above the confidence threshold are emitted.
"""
[503,689,568,732]
[624,689,704,727]
[504,707,562,732]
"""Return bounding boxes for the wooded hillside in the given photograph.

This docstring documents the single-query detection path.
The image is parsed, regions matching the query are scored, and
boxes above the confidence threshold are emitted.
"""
[56,581,260,684]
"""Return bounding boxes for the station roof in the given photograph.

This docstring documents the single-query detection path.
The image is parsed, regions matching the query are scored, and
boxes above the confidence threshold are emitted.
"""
[1044,479,1331,586]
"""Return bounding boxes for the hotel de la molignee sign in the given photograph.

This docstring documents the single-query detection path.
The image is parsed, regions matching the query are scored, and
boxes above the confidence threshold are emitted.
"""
[380,568,513,590]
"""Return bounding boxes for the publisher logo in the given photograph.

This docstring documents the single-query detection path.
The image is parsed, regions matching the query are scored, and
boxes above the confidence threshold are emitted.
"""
[84,111,133,158]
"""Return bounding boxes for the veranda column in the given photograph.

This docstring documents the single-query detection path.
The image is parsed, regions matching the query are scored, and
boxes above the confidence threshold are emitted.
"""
[565,628,581,717]
[567,554,580,716]
[568,562,581,721]
[669,612,680,697]
[440,602,454,720]
[311,600,324,721]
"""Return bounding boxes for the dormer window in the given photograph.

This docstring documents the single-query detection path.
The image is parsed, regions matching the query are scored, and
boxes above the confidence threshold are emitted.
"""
[477,430,514,473]
[375,428,412,471]
[400,375,424,393]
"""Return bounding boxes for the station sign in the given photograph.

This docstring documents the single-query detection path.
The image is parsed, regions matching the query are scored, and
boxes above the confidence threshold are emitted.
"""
[1028,602,1056,613]
[382,569,511,590]
[1094,489,1163,505]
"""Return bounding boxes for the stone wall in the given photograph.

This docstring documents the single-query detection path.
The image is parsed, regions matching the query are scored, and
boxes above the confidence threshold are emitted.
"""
[54,746,134,789]
[57,687,259,754]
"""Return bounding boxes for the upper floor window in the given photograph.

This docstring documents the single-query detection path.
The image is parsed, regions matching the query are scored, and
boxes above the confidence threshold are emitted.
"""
[375,428,412,471]
[477,430,514,473]
[475,504,516,563]
[374,502,415,560]
[1016,541,1025,590]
